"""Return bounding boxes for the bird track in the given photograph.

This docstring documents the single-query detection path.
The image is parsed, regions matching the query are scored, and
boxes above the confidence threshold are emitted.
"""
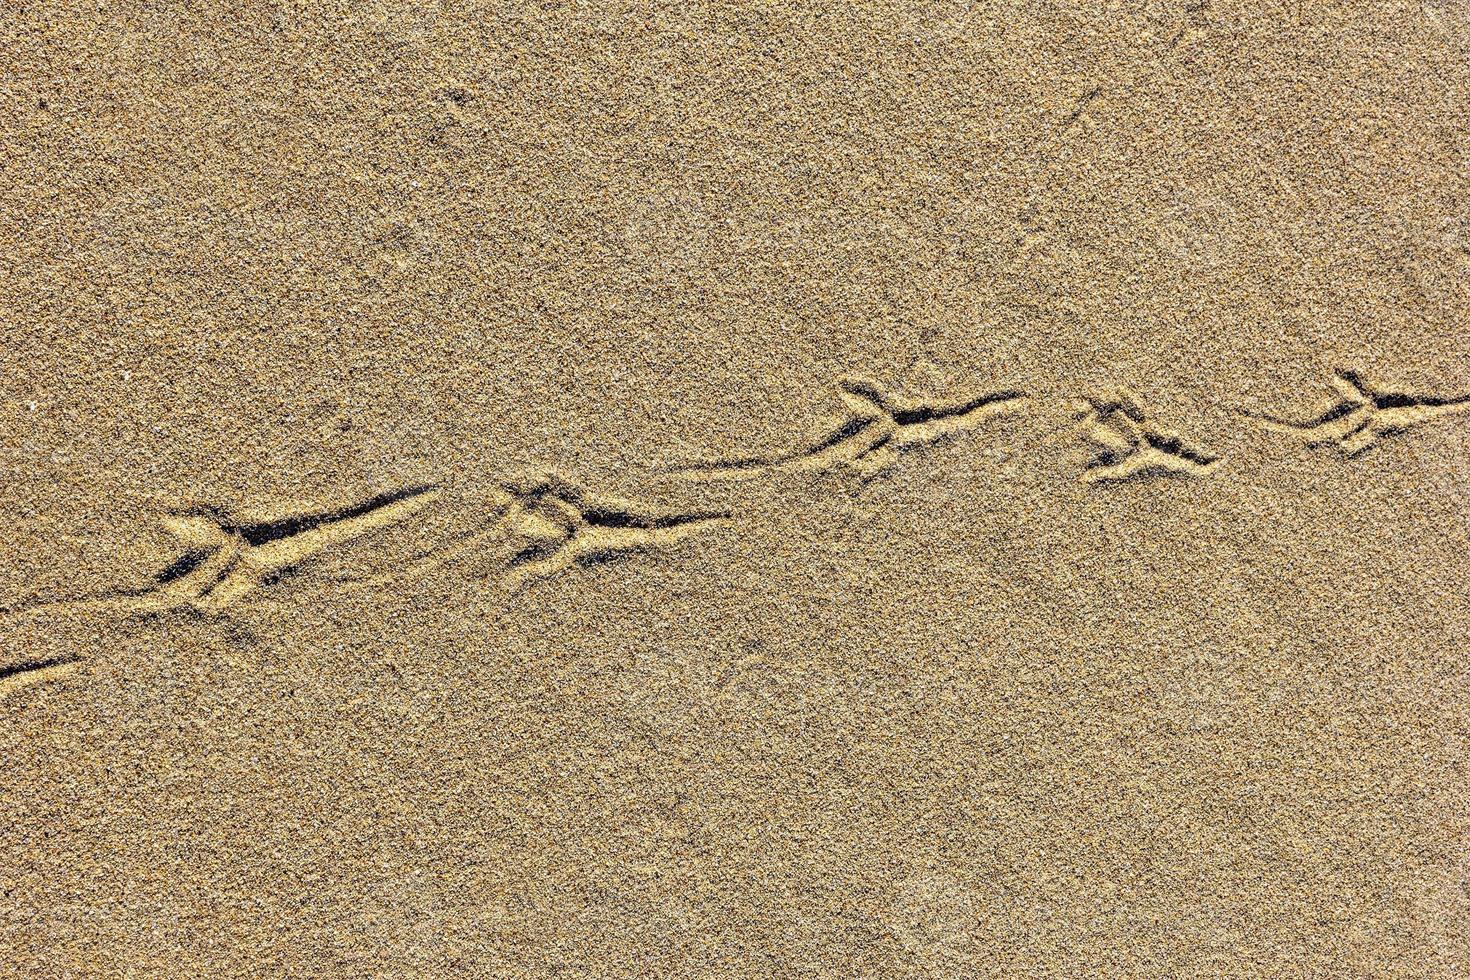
[670,377,1028,483]
[3,367,1467,674]
[1235,369,1470,456]
[1074,392,1220,484]
[0,485,442,620]
[496,473,732,585]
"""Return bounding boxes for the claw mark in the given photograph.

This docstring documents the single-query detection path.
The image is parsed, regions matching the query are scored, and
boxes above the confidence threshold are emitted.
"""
[498,473,730,585]
[2,485,441,618]
[673,377,1027,483]
[0,655,80,700]
[1076,393,1219,484]
[1237,370,1470,456]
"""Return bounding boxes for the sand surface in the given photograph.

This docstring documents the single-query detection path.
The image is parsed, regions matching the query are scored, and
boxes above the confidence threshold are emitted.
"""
[4,2,1470,977]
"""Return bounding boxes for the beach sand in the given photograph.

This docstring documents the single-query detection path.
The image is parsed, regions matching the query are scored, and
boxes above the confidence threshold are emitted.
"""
[3,2,1469,976]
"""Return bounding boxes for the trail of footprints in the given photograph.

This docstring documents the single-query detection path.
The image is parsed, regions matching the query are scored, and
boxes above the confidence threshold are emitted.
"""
[3,368,1468,696]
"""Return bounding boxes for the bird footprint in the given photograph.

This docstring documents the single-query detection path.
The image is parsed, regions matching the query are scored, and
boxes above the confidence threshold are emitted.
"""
[672,376,1027,483]
[1075,393,1219,484]
[1237,369,1470,456]
[499,473,731,585]
[1,485,441,618]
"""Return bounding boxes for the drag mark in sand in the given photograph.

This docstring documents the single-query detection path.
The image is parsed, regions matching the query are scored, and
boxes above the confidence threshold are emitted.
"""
[1075,393,1219,484]
[0,485,441,619]
[1236,370,1470,456]
[0,655,80,700]
[353,493,515,588]
[671,377,1027,483]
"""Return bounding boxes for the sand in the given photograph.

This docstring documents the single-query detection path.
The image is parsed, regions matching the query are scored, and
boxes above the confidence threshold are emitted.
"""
[3,2,1469,976]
